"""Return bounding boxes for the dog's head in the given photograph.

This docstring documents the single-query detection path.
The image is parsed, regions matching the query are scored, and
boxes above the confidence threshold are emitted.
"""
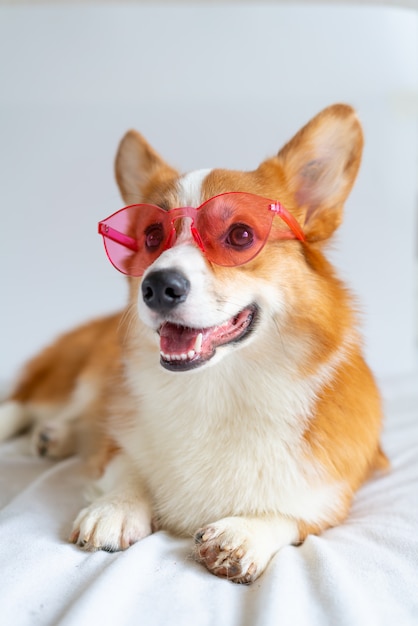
[106,104,363,372]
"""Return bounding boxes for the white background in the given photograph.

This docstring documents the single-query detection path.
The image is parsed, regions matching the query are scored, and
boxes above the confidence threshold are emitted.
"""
[0,3,417,383]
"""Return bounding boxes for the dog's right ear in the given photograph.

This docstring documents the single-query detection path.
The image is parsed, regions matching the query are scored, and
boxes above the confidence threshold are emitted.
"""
[115,130,178,204]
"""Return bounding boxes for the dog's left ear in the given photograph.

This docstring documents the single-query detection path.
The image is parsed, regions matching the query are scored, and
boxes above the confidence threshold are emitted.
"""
[276,104,363,242]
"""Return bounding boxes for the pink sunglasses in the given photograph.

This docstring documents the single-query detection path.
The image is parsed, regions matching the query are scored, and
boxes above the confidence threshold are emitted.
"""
[98,192,305,277]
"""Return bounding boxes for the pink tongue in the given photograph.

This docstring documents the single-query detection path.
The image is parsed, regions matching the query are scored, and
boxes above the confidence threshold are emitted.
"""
[159,308,254,358]
[160,323,202,355]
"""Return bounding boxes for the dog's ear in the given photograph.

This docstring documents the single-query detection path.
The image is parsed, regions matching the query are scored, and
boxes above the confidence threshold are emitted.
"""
[115,130,178,204]
[276,104,363,242]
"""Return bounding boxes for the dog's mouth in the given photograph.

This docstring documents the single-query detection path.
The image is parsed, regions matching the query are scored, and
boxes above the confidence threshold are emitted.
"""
[159,304,259,371]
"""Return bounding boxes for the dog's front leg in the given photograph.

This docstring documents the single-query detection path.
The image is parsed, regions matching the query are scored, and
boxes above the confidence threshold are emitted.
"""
[70,453,152,552]
[194,515,301,584]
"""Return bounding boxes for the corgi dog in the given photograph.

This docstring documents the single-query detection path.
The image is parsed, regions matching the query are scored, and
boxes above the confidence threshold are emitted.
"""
[0,104,388,583]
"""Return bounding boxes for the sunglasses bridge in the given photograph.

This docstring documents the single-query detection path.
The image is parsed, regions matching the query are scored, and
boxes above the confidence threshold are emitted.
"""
[160,207,206,253]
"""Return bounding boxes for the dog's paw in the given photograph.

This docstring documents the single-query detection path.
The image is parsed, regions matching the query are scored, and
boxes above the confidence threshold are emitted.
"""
[70,496,152,552]
[31,420,77,459]
[194,518,268,584]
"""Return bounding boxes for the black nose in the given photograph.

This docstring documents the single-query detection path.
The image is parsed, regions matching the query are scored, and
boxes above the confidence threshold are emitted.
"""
[141,269,190,313]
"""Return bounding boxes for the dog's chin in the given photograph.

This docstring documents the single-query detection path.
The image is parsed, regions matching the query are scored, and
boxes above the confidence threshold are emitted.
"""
[158,304,259,372]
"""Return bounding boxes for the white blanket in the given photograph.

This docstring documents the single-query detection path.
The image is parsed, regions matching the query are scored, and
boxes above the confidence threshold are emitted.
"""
[1,376,417,626]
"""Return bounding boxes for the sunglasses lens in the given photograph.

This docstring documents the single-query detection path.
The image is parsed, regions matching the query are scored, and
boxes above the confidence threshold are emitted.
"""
[100,205,169,276]
[196,193,274,266]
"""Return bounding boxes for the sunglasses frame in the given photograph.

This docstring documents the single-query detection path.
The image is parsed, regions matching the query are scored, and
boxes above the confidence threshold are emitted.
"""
[98,192,306,276]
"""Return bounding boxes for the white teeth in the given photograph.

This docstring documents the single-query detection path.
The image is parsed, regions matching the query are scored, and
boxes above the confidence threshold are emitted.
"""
[160,332,203,363]
[194,333,203,354]
[160,351,196,362]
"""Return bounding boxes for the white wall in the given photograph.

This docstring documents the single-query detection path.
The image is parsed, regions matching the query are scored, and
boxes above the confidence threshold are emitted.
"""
[0,3,417,382]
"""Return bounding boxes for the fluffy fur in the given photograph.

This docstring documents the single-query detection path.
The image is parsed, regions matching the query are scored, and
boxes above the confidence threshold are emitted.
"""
[0,104,388,583]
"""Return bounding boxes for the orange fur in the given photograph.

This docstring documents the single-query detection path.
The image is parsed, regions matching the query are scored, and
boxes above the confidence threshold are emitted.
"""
[11,313,122,405]
[8,313,122,464]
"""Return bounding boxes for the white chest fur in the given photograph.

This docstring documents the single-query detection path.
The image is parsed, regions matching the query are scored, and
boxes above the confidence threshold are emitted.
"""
[118,343,343,535]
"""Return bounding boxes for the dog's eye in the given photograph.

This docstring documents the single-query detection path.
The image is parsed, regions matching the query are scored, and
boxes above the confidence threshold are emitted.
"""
[225,223,254,249]
[144,223,164,250]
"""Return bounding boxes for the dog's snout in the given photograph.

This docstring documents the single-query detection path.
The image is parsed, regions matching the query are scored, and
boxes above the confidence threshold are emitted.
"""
[141,269,190,313]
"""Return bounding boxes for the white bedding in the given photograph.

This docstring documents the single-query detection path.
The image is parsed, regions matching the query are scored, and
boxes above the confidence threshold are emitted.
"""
[1,3,417,625]
[1,376,417,626]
